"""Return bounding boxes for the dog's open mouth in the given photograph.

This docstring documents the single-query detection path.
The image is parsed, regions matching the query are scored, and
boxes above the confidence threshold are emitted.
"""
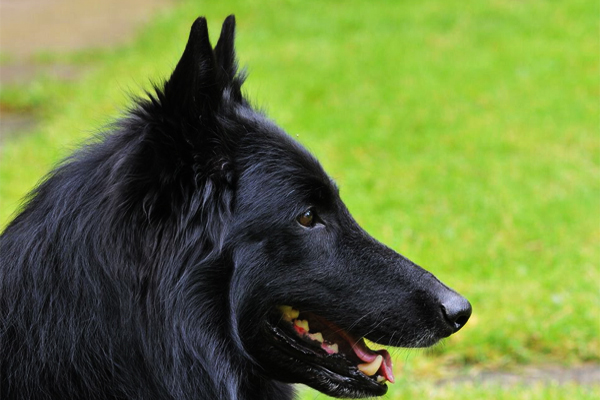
[266,305,395,396]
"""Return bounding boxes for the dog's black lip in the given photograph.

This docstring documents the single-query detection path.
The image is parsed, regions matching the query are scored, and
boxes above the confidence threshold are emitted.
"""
[265,319,388,397]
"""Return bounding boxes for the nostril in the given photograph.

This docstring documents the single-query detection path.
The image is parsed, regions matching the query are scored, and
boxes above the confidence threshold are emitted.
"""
[441,297,472,332]
[454,314,470,328]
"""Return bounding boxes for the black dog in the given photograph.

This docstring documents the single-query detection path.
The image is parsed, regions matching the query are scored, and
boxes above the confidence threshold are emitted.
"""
[0,16,471,400]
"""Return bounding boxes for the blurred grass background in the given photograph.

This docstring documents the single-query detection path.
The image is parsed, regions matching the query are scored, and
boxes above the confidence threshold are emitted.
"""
[0,0,598,399]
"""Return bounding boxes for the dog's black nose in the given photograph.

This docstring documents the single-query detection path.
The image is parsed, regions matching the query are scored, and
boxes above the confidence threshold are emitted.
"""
[441,295,472,332]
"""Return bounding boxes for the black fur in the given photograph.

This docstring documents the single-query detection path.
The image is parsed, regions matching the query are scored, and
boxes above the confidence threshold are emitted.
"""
[0,16,471,400]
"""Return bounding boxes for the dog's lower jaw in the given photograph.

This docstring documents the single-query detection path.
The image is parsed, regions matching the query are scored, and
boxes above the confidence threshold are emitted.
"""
[317,371,388,399]
[254,322,388,399]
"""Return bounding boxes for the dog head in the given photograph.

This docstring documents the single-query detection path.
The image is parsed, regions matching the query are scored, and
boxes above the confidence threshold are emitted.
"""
[140,16,471,398]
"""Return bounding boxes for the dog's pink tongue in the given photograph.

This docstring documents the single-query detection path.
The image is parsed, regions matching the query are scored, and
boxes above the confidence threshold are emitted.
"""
[343,336,395,383]
[312,314,395,383]
[375,349,395,383]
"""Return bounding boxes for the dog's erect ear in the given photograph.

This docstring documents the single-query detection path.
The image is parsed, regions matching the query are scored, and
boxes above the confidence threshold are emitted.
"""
[215,15,237,83]
[124,17,242,222]
[160,16,243,119]
[215,15,244,103]
[162,17,219,118]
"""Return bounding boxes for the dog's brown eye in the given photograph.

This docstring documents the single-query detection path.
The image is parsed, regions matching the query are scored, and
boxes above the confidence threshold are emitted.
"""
[297,209,315,227]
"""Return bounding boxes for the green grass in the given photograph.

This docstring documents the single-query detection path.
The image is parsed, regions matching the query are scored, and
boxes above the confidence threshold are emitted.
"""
[1,0,598,399]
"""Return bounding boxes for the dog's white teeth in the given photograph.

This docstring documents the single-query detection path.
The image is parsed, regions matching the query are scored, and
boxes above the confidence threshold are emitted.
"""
[294,319,310,332]
[376,375,386,383]
[357,354,383,376]
[279,305,300,321]
[278,307,341,356]
[308,332,324,343]
[322,342,339,354]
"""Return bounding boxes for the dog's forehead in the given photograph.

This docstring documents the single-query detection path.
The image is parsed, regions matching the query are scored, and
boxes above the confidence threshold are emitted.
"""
[276,134,339,196]
[236,114,339,203]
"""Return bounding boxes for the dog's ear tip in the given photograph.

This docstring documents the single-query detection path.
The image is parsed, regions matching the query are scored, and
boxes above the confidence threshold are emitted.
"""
[190,16,209,34]
[224,14,236,25]
[215,14,240,85]
[218,15,237,43]
[190,15,235,39]
[186,17,212,53]
[223,15,236,34]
